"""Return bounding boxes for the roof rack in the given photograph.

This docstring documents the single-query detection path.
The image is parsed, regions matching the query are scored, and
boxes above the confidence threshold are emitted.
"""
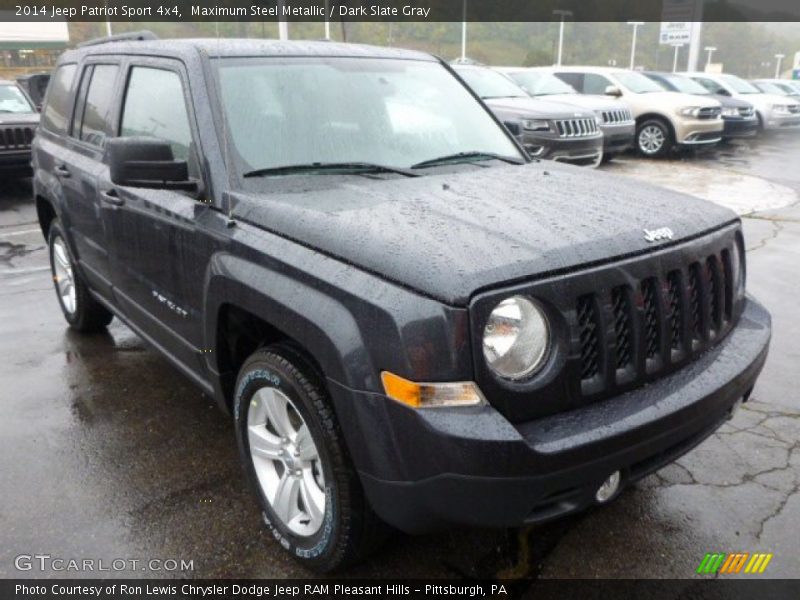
[78,30,158,48]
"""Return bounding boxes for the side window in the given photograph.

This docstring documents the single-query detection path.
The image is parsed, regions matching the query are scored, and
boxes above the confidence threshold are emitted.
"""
[694,77,724,95]
[120,67,192,161]
[78,65,119,147]
[583,74,613,95]
[555,72,583,92]
[40,64,77,134]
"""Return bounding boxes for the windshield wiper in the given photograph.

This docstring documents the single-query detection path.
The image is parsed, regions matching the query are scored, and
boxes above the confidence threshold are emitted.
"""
[243,161,418,178]
[411,151,524,170]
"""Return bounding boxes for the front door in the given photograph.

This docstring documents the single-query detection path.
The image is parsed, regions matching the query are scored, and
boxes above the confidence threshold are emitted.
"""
[104,59,211,378]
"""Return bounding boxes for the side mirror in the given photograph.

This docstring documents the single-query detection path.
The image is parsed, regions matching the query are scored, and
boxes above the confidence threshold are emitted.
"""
[105,137,196,191]
[718,88,731,97]
[604,85,622,97]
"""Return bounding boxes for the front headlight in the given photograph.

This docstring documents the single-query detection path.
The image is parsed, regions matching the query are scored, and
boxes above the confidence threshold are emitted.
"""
[522,119,551,132]
[730,240,746,302]
[771,104,791,115]
[482,296,550,380]
[677,106,703,117]
[721,107,739,117]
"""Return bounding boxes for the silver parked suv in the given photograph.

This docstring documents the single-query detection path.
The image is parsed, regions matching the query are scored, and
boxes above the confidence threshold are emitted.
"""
[496,68,635,159]
[552,67,723,158]
[685,72,800,131]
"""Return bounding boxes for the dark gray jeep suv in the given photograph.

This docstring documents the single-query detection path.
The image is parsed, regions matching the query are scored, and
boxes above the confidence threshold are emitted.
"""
[0,79,39,176]
[33,35,771,572]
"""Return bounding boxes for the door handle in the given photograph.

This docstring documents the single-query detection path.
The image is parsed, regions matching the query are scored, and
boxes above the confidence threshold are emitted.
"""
[100,189,125,207]
[54,165,71,178]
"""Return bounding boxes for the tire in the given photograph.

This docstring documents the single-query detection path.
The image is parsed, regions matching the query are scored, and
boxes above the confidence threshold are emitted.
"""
[48,219,113,332]
[636,118,672,158]
[234,344,388,572]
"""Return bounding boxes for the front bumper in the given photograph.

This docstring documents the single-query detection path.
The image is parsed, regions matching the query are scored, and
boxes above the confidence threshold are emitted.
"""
[330,297,770,533]
[722,117,759,139]
[763,113,800,130]
[674,117,724,145]
[0,150,31,171]
[520,132,604,166]
[600,122,635,154]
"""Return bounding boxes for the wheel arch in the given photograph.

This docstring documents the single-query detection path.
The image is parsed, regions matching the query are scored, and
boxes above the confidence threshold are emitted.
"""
[636,113,676,138]
[35,194,58,240]
[204,256,372,414]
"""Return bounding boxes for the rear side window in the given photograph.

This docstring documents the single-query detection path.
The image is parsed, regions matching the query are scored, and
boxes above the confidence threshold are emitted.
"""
[693,77,725,95]
[78,65,119,147]
[583,74,614,95]
[554,72,583,91]
[120,67,192,160]
[40,64,77,134]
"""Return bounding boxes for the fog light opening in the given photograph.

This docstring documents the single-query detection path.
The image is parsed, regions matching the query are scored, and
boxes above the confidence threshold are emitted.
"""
[595,471,621,503]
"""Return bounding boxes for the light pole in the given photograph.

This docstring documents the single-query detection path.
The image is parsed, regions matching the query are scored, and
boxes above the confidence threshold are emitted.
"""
[704,46,717,69]
[461,0,468,61]
[672,44,683,73]
[103,0,112,36]
[775,53,785,78]
[553,9,572,66]
[627,22,644,70]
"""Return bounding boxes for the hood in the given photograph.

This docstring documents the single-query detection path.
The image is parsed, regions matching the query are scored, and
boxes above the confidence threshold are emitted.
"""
[710,94,753,109]
[229,162,737,306]
[743,93,800,108]
[633,91,720,108]
[483,96,593,119]
[752,94,800,105]
[532,93,626,112]
[0,112,39,126]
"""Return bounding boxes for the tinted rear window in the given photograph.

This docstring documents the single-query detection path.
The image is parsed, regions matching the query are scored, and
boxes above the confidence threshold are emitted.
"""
[78,65,119,147]
[41,64,77,134]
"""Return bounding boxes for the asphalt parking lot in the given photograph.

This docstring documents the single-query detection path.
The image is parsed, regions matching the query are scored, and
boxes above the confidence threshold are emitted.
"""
[1,134,799,582]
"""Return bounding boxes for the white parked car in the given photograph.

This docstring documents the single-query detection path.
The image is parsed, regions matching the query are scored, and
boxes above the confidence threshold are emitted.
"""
[685,72,800,131]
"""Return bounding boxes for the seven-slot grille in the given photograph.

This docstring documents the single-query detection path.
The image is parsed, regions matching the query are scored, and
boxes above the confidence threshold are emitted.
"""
[600,109,633,124]
[554,118,599,138]
[0,126,34,151]
[697,106,722,119]
[577,248,736,394]
[737,106,755,118]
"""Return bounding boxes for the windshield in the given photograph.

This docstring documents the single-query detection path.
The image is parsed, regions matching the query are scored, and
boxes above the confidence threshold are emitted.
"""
[0,84,34,113]
[719,74,760,94]
[506,71,577,96]
[755,81,790,96]
[615,71,665,93]
[453,67,528,99]
[660,74,710,95]
[214,57,522,177]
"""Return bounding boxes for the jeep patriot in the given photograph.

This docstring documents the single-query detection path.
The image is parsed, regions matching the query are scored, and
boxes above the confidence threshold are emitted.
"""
[33,34,771,571]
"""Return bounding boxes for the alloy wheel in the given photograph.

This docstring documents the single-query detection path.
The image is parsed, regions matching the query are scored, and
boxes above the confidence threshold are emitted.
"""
[247,386,326,536]
[52,237,77,315]
[638,125,666,155]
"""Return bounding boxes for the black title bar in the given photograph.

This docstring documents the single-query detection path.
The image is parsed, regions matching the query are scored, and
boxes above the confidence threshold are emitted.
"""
[2,0,800,22]
[4,579,800,600]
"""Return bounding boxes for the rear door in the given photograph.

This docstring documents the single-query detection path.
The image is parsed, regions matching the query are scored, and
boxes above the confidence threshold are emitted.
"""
[52,60,122,299]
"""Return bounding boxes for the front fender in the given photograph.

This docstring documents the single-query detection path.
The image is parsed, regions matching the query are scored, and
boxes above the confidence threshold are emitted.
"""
[203,250,473,395]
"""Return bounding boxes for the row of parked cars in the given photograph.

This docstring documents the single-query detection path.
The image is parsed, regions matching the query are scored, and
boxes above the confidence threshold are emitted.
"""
[1,62,799,177]
[452,63,800,162]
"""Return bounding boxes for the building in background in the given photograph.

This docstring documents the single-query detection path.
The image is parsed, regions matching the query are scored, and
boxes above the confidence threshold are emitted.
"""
[0,19,69,76]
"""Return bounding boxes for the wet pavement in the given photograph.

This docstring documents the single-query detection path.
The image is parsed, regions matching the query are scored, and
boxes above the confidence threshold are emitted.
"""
[1,133,799,581]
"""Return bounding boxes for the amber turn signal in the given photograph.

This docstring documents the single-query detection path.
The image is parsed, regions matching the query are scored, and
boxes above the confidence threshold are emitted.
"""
[380,371,485,408]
